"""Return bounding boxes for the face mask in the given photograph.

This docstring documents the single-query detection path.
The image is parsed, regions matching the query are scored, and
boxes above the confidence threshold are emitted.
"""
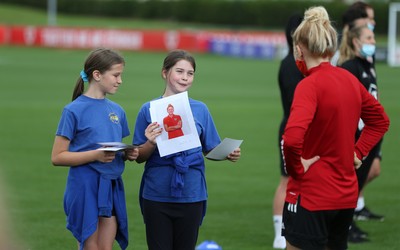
[295,59,309,76]
[367,23,375,31]
[360,44,376,58]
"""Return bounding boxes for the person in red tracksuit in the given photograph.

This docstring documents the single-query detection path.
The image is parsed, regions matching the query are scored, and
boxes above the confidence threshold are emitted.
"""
[163,104,184,139]
[281,6,389,250]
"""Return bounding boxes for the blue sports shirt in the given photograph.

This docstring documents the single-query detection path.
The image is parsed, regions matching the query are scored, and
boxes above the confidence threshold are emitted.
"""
[56,95,130,249]
[133,97,221,203]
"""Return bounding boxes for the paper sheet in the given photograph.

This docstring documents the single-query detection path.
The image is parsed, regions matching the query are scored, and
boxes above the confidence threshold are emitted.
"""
[205,138,243,161]
[96,142,139,152]
[149,91,201,157]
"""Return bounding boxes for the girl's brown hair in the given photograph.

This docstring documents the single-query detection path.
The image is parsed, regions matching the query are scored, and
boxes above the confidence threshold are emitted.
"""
[72,48,125,100]
[162,49,196,74]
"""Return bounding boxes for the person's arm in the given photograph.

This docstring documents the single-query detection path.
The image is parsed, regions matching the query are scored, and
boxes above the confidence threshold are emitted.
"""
[163,117,170,131]
[51,136,116,167]
[282,81,317,179]
[136,122,163,163]
[354,86,390,160]
[163,123,170,131]
[174,120,182,129]
[136,141,157,163]
[122,147,139,162]
[163,116,182,131]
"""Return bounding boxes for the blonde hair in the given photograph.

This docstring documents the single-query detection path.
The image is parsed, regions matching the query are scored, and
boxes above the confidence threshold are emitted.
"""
[293,6,338,58]
[338,24,368,66]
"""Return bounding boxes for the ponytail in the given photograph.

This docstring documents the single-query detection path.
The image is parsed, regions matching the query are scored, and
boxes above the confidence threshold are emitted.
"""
[72,77,85,101]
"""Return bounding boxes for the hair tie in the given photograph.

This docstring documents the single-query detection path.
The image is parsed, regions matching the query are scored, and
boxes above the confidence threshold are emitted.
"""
[80,70,89,82]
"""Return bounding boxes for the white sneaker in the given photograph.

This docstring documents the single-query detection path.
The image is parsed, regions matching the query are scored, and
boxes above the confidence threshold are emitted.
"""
[273,236,286,249]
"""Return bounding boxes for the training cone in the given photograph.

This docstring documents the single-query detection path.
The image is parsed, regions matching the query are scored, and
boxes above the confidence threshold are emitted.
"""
[196,240,222,250]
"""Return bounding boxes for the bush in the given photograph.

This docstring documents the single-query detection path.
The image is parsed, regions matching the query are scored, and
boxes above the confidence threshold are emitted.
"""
[1,0,390,34]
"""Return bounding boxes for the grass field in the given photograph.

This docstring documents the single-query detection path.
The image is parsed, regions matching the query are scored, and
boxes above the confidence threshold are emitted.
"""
[1,3,400,250]
[0,45,399,250]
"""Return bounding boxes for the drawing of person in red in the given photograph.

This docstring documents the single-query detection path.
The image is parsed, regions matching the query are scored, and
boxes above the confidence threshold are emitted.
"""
[163,104,184,139]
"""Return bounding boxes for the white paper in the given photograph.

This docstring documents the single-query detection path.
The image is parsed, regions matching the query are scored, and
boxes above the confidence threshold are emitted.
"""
[97,147,126,152]
[150,91,201,157]
[96,142,139,152]
[205,138,243,161]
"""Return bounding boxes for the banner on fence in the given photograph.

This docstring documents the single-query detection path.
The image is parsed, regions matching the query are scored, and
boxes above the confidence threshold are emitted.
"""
[1,25,286,59]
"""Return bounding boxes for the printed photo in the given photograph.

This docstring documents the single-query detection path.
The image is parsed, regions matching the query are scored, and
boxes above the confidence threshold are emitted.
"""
[150,91,201,157]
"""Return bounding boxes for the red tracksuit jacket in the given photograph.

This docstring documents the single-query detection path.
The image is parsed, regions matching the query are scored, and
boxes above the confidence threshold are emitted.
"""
[282,62,389,211]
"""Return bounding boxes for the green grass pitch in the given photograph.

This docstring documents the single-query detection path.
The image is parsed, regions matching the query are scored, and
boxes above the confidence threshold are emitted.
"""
[0,45,399,250]
[0,4,399,249]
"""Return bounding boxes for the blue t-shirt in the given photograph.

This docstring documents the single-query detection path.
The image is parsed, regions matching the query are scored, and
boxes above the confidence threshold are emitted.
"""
[133,97,221,203]
[56,95,130,175]
[56,95,131,249]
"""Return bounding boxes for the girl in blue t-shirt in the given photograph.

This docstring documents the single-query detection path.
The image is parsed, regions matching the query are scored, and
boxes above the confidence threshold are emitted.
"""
[133,49,241,250]
[51,48,138,250]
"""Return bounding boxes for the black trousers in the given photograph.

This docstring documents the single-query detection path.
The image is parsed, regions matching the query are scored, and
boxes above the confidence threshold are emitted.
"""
[142,199,204,250]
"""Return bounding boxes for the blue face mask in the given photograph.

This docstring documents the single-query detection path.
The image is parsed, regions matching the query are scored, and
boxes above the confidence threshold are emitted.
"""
[367,23,375,31]
[360,44,376,58]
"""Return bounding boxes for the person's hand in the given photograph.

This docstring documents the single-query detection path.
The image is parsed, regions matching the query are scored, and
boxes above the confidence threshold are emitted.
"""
[145,122,163,145]
[124,147,139,161]
[227,148,241,162]
[301,155,320,173]
[354,152,362,169]
[97,150,116,163]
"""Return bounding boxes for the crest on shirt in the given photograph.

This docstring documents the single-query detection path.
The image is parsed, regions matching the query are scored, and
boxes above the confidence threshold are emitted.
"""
[109,112,119,124]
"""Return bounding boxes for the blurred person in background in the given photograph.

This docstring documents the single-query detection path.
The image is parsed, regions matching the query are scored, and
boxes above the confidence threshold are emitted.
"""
[340,2,384,225]
[350,1,376,31]
[331,1,371,66]
[281,6,389,250]
[337,0,384,244]
[338,22,384,243]
[272,13,303,250]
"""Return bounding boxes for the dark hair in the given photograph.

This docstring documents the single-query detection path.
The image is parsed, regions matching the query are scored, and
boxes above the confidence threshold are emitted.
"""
[342,8,368,28]
[341,1,373,29]
[72,48,125,100]
[350,1,372,12]
[162,49,196,74]
[285,13,303,54]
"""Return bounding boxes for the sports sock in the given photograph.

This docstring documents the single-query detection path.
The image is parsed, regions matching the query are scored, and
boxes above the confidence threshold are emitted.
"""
[273,215,286,249]
[273,215,283,237]
[356,196,365,212]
